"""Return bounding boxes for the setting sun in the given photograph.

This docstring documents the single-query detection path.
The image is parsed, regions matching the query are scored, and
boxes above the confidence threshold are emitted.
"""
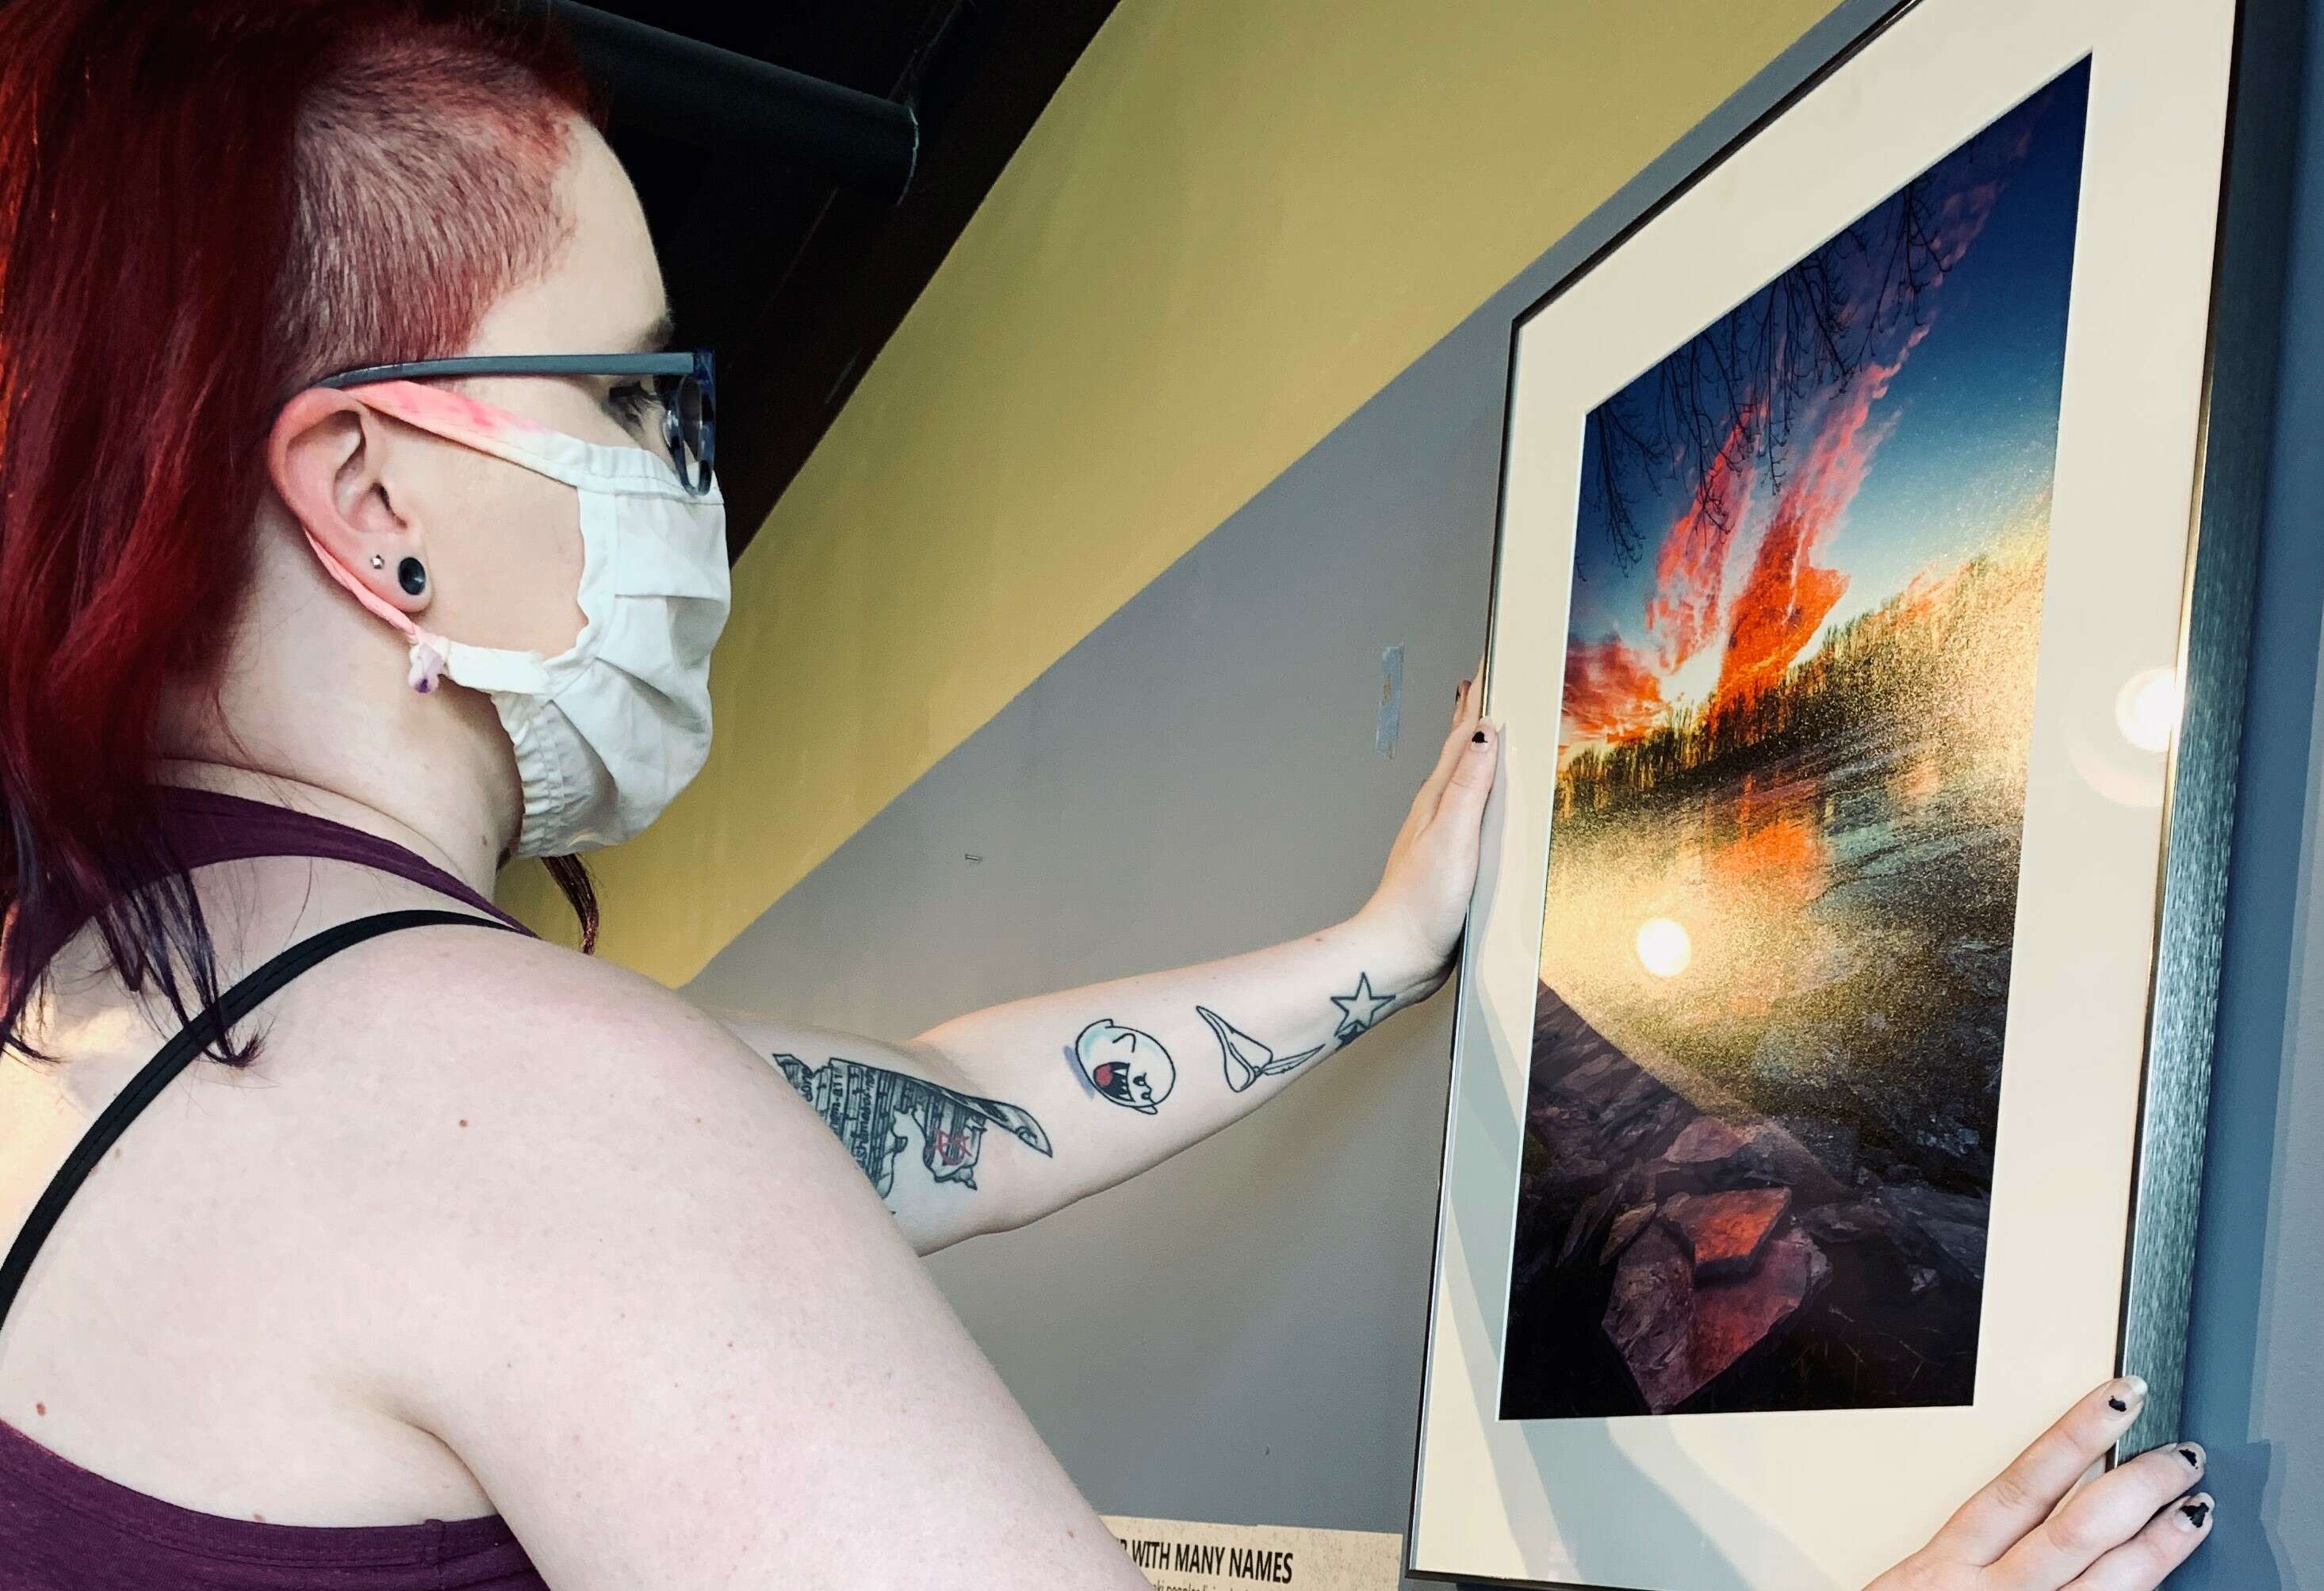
[1634,916,1693,978]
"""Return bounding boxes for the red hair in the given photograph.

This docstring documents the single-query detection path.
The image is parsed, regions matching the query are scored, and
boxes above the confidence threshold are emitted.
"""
[0,1,595,1060]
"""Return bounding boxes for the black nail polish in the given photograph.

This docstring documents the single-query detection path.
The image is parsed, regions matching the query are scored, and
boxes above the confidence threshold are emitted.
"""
[2109,1396,2129,1413]
[2180,1446,2203,1468]
[2180,1498,2212,1528]
[1472,730,1487,744]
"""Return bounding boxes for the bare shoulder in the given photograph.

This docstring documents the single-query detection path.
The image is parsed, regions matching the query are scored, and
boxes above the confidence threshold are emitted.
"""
[259,923,1132,1588]
[255,920,892,1370]
[279,920,780,1138]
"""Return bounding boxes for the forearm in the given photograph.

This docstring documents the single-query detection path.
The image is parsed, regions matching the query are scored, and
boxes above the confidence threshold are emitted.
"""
[726,685,1494,1255]
[909,908,1447,1222]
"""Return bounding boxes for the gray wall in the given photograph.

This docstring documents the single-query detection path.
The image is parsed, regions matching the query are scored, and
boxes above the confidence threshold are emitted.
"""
[687,290,1501,1538]
[688,0,2319,1581]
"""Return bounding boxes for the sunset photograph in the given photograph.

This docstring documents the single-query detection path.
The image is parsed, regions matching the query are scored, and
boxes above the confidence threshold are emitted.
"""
[1500,61,2092,1420]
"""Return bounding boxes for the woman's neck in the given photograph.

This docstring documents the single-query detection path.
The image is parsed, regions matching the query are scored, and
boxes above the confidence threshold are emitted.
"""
[150,759,507,896]
[153,515,523,899]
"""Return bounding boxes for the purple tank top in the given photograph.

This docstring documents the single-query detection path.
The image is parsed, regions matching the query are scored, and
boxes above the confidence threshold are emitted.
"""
[0,789,550,1589]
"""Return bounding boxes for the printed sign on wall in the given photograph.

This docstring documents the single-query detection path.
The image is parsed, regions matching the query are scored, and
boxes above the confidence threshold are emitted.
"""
[1102,1515,1402,1591]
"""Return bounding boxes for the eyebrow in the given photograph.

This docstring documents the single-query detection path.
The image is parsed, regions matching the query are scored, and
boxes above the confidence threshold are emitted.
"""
[623,309,677,354]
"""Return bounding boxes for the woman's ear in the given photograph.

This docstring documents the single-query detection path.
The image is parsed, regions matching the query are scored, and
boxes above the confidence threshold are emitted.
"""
[267,388,431,617]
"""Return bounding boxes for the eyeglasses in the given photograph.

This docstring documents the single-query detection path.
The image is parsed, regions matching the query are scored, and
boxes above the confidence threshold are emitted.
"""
[314,350,718,495]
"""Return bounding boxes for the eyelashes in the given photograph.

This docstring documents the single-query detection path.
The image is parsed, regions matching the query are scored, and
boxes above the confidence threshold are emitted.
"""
[604,381,658,433]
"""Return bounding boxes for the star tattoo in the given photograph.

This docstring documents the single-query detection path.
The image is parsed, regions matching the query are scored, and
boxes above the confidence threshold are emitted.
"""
[1329,973,1399,1042]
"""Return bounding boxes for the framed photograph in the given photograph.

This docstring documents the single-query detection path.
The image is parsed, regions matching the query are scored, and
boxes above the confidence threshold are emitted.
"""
[1409,0,2295,1585]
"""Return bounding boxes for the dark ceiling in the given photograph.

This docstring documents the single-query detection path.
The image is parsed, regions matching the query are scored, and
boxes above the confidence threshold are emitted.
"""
[569,0,1120,558]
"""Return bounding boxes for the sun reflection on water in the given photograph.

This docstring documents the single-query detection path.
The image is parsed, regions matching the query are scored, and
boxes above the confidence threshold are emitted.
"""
[1634,917,1693,978]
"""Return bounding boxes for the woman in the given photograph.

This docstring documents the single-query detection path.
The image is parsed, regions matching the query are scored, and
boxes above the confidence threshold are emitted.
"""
[0,3,2213,1587]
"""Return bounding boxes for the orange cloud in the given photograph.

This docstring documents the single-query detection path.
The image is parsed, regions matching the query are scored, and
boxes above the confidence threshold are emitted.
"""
[1562,633,1667,745]
[1631,137,2017,717]
[1644,407,1759,671]
[1711,333,1922,706]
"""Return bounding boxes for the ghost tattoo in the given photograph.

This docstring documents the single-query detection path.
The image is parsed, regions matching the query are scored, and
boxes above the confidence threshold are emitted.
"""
[1073,1018,1176,1114]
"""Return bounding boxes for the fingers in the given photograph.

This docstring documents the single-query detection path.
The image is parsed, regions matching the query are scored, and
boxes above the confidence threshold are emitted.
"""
[1434,714,1499,837]
[1989,1441,2208,1590]
[1409,677,1484,824]
[2062,1491,2214,1590]
[1927,1378,2149,1566]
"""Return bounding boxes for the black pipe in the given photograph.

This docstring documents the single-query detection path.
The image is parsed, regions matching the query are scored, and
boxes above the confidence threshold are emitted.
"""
[547,2,919,200]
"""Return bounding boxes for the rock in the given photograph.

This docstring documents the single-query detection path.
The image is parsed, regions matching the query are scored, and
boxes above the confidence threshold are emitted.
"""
[1534,981,1620,1054]
[1912,1120,1985,1168]
[1556,1052,1626,1103]
[1525,1100,1596,1148]
[1736,1122,1847,1203]
[1878,1184,1991,1283]
[1941,938,2011,994]
[1652,1117,1843,1200]
[1601,1203,1657,1264]
[1556,1181,1626,1267]
[1548,1157,1617,1199]
[1665,1118,1750,1167]
[1610,1094,1688,1158]
[1604,1223,1832,1413]
[1662,1188,1793,1279]
[1799,1200,1892,1245]
[1688,1228,1832,1394]
[1773,1115,1859,1183]
[1604,1226,1697,1413]
[1523,1103,1615,1199]
[1594,1071,1672,1133]
[1909,1264,1940,1297]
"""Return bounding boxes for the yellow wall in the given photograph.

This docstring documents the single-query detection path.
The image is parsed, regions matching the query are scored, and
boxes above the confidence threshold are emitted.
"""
[500,0,1845,981]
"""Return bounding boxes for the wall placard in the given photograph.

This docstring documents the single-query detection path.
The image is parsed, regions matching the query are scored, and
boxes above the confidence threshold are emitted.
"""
[1103,1515,1402,1591]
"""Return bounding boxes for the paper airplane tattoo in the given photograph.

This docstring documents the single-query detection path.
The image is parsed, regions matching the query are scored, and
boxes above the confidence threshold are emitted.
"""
[1073,1019,1177,1113]
[1200,1005,1328,1093]
[771,1052,1051,1198]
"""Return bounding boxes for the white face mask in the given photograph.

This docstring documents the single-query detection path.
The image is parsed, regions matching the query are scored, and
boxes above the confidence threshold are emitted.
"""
[304,380,731,858]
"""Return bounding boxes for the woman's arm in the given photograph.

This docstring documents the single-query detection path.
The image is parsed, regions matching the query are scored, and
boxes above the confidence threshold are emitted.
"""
[718,684,1498,1255]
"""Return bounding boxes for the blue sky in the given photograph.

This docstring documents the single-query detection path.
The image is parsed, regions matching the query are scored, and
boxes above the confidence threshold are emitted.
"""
[1560,60,2090,735]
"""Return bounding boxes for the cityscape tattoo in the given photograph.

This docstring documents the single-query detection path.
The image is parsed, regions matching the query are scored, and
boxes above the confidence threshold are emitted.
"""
[1200,1005,1327,1093]
[771,1052,1052,1197]
[1072,1019,1176,1113]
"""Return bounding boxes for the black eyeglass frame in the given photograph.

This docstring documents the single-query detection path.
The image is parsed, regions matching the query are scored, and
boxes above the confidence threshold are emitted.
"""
[314,350,718,495]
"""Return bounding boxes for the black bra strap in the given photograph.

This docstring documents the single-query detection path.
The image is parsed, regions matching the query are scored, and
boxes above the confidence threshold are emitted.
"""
[0,908,511,1336]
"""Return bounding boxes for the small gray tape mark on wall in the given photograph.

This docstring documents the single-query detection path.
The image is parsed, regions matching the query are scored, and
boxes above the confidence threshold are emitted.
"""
[1376,644,1404,758]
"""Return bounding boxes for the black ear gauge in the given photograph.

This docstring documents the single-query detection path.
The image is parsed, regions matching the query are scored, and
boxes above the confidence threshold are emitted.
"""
[397,556,427,596]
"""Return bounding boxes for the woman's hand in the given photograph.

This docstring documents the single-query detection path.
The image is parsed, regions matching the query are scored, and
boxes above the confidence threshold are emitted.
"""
[1870,1378,2213,1590]
[1353,675,1498,988]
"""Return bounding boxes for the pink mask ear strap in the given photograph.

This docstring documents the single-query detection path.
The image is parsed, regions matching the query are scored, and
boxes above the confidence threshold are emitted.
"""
[301,531,450,694]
